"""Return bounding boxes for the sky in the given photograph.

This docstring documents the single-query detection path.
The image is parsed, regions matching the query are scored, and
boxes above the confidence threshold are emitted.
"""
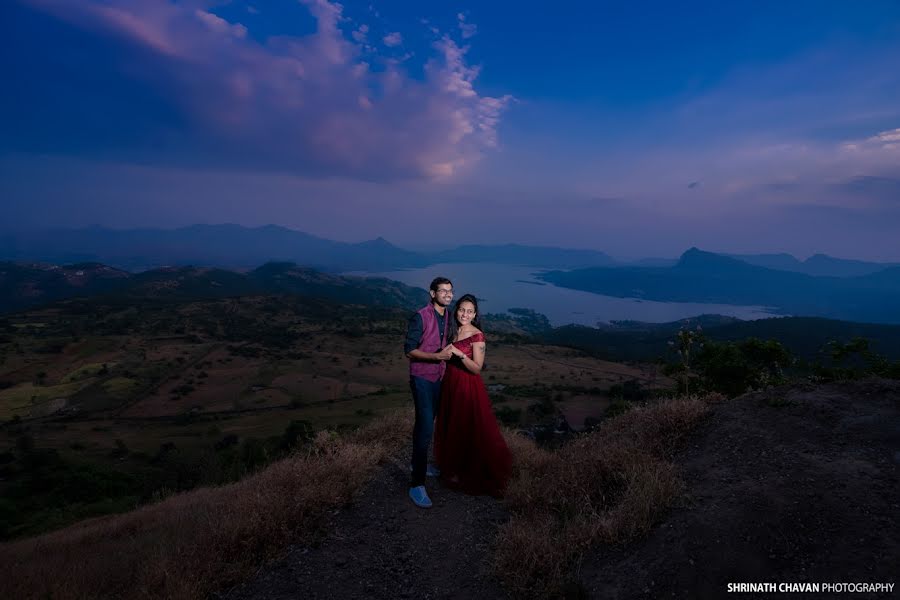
[2,0,900,260]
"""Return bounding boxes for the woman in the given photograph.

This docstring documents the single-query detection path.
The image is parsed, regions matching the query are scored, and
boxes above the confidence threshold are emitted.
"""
[434,294,512,496]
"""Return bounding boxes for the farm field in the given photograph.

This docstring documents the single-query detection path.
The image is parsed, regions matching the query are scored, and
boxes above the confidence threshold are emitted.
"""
[0,294,667,539]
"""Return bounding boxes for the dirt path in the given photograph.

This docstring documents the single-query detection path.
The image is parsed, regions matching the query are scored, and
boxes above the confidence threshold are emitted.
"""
[578,378,900,599]
[224,454,510,600]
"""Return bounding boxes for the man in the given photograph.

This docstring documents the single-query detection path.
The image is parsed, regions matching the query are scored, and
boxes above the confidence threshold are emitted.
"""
[404,277,454,508]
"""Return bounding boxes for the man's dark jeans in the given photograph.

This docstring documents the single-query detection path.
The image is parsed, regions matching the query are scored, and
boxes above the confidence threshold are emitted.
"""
[410,375,441,487]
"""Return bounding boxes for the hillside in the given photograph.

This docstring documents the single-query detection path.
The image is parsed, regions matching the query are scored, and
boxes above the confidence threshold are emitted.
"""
[0,261,427,314]
[579,378,899,598]
[229,379,898,599]
[0,292,654,540]
[2,370,896,599]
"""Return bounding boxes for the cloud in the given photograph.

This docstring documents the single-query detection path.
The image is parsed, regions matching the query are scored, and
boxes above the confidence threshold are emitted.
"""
[382,31,402,47]
[5,0,512,181]
[351,24,368,43]
[867,127,900,147]
[457,13,477,39]
[195,9,247,39]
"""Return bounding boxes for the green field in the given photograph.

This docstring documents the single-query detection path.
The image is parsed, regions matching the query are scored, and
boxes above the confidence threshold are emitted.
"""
[0,295,654,540]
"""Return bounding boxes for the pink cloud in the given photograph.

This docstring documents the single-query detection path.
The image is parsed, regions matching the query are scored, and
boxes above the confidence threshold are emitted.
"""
[19,0,511,181]
[383,32,402,47]
[194,9,247,39]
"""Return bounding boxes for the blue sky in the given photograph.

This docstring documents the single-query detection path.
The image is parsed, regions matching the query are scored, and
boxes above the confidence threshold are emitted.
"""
[2,0,899,260]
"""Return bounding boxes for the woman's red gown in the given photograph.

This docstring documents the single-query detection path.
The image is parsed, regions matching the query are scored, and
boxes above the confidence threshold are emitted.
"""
[434,333,512,496]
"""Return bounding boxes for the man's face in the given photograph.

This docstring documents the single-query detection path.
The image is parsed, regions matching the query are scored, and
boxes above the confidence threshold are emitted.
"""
[431,284,454,307]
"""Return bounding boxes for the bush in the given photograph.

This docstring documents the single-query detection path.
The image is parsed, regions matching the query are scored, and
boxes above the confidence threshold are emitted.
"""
[812,337,900,381]
[668,337,792,397]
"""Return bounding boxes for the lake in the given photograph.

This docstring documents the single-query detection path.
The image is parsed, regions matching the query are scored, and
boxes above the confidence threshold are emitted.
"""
[350,263,779,327]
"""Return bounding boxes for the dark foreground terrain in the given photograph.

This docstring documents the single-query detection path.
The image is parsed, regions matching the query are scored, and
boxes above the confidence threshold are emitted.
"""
[224,452,509,600]
[228,379,899,599]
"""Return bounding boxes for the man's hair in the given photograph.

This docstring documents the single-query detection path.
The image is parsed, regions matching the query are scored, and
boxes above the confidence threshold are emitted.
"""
[429,277,452,292]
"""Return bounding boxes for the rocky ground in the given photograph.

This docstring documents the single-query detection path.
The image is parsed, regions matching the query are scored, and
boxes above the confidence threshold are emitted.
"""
[579,378,900,599]
[223,454,510,600]
[226,379,899,599]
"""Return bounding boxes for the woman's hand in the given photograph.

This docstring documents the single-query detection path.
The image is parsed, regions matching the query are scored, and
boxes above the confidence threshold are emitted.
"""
[436,345,454,361]
[447,344,465,358]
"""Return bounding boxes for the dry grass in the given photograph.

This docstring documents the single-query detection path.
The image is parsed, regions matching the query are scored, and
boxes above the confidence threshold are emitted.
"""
[0,410,413,600]
[495,394,723,597]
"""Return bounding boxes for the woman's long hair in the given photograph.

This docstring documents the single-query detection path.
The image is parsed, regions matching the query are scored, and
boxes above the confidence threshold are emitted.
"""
[450,294,482,341]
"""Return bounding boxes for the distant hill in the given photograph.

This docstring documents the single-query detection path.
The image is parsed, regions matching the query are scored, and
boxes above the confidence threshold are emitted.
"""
[0,261,427,314]
[247,262,427,308]
[728,252,899,277]
[4,225,896,277]
[725,252,804,272]
[0,225,429,272]
[0,262,132,314]
[542,315,900,362]
[539,248,900,324]
[0,226,618,272]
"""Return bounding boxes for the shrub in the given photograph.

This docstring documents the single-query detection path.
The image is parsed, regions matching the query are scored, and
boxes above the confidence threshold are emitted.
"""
[813,337,900,381]
[495,394,716,597]
[668,336,793,397]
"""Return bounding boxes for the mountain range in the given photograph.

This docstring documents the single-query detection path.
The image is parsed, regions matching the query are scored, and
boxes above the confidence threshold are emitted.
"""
[6,224,894,276]
[539,248,900,324]
[3,225,900,323]
[0,225,616,272]
[724,252,900,277]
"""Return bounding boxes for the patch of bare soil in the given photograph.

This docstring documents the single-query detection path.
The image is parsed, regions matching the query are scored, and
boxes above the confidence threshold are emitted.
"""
[223,454,510,600]
[579,378,900,599]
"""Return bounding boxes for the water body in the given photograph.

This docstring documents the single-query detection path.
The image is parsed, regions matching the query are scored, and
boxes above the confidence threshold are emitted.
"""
[350,263,779,327]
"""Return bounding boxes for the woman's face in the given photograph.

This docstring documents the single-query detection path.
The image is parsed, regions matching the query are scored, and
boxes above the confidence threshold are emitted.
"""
[456,301,476,326]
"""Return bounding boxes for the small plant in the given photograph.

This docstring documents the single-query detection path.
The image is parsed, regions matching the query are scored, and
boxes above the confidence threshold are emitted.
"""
[666,327,702,395]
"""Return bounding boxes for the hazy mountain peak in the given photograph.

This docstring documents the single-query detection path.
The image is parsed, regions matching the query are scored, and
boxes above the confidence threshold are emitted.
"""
[678,247,724,263]
[358,236,396,248]
[676,248,759,272]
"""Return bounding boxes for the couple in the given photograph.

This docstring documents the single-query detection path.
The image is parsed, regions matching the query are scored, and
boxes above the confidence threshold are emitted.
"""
[404,277,512,508]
